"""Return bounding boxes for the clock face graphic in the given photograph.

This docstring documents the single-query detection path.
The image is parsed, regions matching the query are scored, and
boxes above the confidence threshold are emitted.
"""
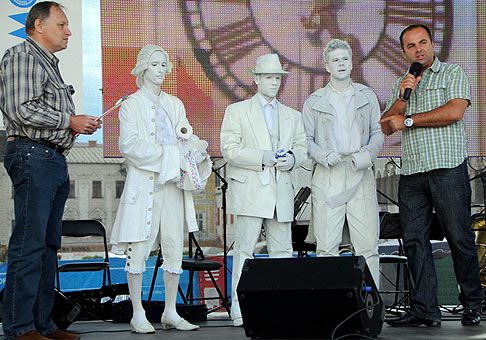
[179,0,452,108]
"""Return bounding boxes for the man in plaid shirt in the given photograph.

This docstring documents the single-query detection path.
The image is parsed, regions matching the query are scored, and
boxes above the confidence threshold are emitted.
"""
[380,24,482,327]
[0,2,100,339]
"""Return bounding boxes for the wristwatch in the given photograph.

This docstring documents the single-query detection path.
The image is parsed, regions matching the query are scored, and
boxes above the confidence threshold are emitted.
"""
[404,115,414,128]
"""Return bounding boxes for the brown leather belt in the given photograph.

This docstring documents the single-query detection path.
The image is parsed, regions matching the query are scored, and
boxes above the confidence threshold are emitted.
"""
[7,136,66,155]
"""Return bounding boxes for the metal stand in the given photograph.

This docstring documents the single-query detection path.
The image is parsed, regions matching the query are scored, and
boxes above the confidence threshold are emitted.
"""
[211,165,230,311]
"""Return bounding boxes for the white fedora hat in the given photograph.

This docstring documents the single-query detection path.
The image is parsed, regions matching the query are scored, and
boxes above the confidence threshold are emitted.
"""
[250,53,289,75]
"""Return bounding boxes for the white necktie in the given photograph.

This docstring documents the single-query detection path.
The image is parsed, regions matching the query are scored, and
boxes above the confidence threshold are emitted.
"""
[264,103,274,131]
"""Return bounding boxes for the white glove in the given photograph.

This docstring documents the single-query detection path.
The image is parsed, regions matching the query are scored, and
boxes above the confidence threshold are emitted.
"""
[262,150,278,166]
[326,152,342,167]
[276,152,295,171]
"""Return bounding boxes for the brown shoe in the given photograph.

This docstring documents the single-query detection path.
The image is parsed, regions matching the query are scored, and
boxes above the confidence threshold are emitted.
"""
[45,329,80,340]
[15,330,49,340]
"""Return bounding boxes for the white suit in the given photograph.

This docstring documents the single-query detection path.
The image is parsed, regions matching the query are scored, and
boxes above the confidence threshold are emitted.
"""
[111,89,204,273]
[221,94,307,321]
[303,83,384,284]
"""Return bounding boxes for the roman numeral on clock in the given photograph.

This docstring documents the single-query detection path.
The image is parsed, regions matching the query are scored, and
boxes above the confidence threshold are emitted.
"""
[207,17,263,64]
[386,0,446,28]
[369,33,408,77]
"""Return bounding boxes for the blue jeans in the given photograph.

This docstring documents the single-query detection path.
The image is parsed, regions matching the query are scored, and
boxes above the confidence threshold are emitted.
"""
[399,160,482,321]
[2,139,70,340]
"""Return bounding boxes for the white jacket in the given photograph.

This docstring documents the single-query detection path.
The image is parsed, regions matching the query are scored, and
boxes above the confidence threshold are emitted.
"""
[111,89,200,248]
[220,95,307,222]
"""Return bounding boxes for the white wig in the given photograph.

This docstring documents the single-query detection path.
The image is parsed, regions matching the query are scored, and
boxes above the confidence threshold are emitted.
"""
[131,44,173,88]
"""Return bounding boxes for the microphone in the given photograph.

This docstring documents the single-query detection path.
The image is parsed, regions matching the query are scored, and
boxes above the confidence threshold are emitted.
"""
[403,62,423,101]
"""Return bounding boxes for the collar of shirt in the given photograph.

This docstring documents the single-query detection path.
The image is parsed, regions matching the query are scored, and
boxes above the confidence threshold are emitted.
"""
[428,56,441,74]
[257,93,278,111]
[328,82,354,96]
[141,87,169,112]
[26,37,59,67]
[141,87,160,104]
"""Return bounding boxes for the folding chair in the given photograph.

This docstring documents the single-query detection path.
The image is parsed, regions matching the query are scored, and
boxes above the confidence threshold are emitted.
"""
[56,220,111,289]
[290,186,315,257]
[55,220,127,325]
[379,212,413,314]
[149,232,231,317]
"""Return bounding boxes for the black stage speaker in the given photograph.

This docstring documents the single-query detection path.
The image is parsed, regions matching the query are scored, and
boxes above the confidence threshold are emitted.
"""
[237,256,384,339]
[51,289,82,330]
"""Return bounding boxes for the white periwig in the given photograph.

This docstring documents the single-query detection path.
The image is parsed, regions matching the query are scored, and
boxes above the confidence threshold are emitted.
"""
[322,39,352,65]
[131,44,173,88]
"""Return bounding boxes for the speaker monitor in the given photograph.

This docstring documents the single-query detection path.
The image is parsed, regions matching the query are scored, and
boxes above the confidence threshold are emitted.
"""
[237,256,384,339]
[51,289,82,330]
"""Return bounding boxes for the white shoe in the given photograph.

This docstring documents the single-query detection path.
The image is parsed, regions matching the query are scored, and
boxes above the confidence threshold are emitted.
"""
[130,318,155,333]
[161,314,199,331]
[233,317,243,327]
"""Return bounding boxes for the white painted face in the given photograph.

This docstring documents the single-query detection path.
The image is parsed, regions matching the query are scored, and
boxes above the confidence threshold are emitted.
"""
[255,73,282,102]
[143,51,168,86]
[325,48,352,81]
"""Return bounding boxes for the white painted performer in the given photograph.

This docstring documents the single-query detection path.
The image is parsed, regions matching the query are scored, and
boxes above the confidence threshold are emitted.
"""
[302,39,384,284]
[220,54,307,327]
[111,45,211,333]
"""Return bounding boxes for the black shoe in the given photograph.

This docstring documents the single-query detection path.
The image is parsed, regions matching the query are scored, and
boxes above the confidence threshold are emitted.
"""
[461,309,481,326]
[386,314,441,327]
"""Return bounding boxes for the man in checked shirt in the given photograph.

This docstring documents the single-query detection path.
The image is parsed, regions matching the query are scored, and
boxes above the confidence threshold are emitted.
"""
[0,2,101,340]
[380,24,482,328]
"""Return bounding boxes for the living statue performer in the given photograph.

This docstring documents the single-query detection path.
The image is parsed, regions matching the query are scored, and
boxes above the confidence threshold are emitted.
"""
[220,53,307,327]
[111,44,211,333]
[302,39,384,284]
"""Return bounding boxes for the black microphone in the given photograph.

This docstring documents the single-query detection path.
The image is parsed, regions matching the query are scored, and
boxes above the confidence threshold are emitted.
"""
[403,62,423,101]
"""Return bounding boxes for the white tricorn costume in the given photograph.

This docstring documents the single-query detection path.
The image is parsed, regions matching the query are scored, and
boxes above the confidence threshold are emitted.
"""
[302,40,384,284]
[220,54,307,326]
[111,44,209,332]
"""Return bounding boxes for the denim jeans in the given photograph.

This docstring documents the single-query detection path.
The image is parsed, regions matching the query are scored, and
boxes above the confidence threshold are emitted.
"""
[399,160,482,321]
[2,139,70,340]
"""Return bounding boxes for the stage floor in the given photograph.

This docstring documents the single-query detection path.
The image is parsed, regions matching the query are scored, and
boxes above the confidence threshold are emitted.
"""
[26,312,486,340]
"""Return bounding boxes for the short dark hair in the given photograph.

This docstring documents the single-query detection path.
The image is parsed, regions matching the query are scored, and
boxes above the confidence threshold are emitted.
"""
[25,1,63,36]
[399,24,433,51]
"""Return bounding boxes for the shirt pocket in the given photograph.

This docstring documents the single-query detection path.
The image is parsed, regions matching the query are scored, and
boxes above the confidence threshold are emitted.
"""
[44,80,75,112]
[120,185,138,204]
[120,168,142,204]
[418,81,447,112]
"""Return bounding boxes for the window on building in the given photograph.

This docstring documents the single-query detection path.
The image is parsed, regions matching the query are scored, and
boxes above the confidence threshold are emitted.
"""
[196,212,205,231]
[115,180,125,198]
[92,181,102,199]
[68,181,76,198]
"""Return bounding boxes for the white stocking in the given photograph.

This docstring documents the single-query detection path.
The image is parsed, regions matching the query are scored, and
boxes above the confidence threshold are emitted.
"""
[163,271,181,322]
[127,272,146,322]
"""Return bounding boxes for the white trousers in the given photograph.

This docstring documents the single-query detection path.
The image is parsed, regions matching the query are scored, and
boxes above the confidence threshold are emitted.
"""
[231,215,293,320]
[311,163,380,284]
[125,182,185,274]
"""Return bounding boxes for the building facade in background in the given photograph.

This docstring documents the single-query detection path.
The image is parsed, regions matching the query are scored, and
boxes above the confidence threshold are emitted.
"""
[1,140,486,253]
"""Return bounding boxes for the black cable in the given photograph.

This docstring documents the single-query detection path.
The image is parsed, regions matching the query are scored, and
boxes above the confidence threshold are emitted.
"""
[335,334,377,340]
[331,289,381,340]
[387,157,401,170]
[300,165,312,171]
[213,162,227,172]
[468,157,486,172]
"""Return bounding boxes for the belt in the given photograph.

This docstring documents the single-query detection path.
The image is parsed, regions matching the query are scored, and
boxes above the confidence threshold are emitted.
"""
[7,136,66,155]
